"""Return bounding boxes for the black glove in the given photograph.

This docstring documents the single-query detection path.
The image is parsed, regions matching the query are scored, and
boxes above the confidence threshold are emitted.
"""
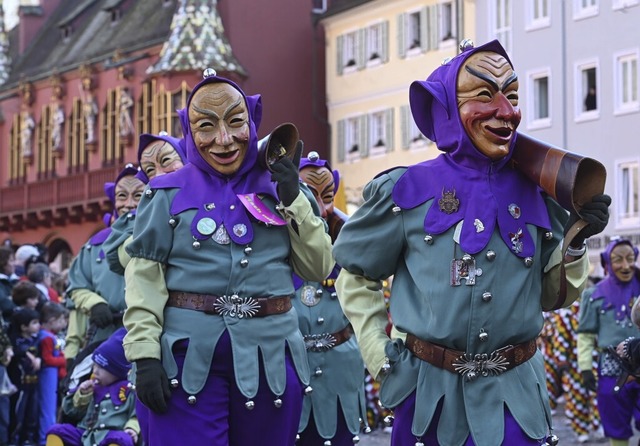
[564,194,611,247]
[89,303,113,328]
[581,370,597,392]
[271,140,303,207]
[135,358,171,414]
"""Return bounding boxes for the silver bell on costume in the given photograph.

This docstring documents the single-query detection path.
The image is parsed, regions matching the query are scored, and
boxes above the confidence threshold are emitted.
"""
[245,400,255,410]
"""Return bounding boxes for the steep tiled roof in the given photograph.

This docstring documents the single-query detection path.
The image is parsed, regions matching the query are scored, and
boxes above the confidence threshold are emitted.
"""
[148,0,245,76]
[2,0,245,91]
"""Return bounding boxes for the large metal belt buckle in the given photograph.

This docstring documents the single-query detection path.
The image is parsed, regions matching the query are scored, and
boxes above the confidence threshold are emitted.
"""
[304,333,337,352]
[452,346,511,381]
[213,294,260,318]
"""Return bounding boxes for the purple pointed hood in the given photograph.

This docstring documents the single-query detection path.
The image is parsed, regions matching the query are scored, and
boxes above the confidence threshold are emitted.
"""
[393,40,550,257]
[299,151,341,193]
[593,238,640,321]
[149,72,278,244]
[135,132,187,183]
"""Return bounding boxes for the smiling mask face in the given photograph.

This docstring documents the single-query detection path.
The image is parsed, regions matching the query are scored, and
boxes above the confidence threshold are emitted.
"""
[188,83,250,176]
[457,51,521,160]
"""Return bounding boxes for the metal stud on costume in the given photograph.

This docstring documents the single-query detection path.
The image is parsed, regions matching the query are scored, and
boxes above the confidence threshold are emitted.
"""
[486,250,496,261]
[203,68,217,78]
[273,398,282,408]
[245,400,255,410]
[170,379,179,388]
[168,217,176,227]
[352,435,360,444]
[392,206,402,215]
[304,386,313,395]
[187,395,196,405]
[383,415,394,427]
[192,240,201,250]
[524,257,533,267]
[424,235,434,245]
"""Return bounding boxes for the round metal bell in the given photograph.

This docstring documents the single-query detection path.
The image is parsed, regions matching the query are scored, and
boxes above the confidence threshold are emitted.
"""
[486,250,496,261]
[168,217,176,227]
[352,435,360,444]
[240,258,249,267]
[308,151,320,162]
[424,235,434,245]
[330,292,337,299]
[274,398,282,408]
[523,257,533,267]
[459,38,474,51]
[192,240,201,250]
[315,367,323,377]
[380,362,391,375]
[245,400,255,410]
[545,433,559,446]
[96,257,102,263]
[296,434,300,442]
[203,68,217,78]
[304,386,313,395]
[466,370,477,381]
[383,415,394,427]
[187,395,196,405]
[415,441,425,446]
[317,317,324,324]
[145,189,153,197]
[316,288,323,296]
[544,231,553,240]
[481,291,492,302]
[479,331,489,342]
[323,441,332,446]
[244,246,253,255]
[392,206,402,215]
[170,379,179,388]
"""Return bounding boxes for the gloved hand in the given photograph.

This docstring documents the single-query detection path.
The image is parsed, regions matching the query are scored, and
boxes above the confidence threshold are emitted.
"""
[563,194,611,247]
[135,358,171,414]
[89,303,113,328]
[271,140,303,207]
[581,370,597,392]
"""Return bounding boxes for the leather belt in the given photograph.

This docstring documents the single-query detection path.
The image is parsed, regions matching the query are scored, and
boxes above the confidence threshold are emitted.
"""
[167,291,291,318]
[405,333,537,381]
[304,325,353,352]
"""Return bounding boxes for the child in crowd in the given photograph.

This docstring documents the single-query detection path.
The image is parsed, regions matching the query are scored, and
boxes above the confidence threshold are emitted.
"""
[46,328,139,446]
[0,327,16,446]
[38,303,68,446]
[11,282,41,312]
[9,308,42,446]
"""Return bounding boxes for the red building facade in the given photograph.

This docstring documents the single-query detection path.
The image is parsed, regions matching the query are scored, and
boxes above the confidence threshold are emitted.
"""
[0,0,328,269]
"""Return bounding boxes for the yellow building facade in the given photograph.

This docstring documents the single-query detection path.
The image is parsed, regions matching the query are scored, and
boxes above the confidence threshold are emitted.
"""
[322,0,475,213]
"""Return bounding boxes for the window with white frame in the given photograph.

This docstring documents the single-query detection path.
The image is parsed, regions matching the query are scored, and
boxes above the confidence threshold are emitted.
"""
[573,0,598,19]
[398,6,439,58]
[366,21,389,65]
[526,0,550,30]
[407,11,422,51]
[368,109,394,156]
[614,50,639,115]
[343,32,358,71]
[438,1,456,43]
[491,0,512,53]
[337,30,366,75]
[613,0,640,10]
[400,105,430,150]
[527,69,551,128]
[616,159,639,227]
[575,60,599,120]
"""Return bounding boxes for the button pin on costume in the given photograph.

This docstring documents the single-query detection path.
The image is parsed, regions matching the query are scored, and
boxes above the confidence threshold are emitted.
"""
[333,39,610,446]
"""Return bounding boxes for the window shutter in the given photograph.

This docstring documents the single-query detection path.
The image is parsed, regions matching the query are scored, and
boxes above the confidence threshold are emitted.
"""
[382,20,389,63]
[360,115,369,158]
[401,105,410,150]
[385,108,394,153]
[337,35,344,75]
[428,5,439,51]
[397,14,406,59]
[420,7,429,52]
[337,119,346,162]
[357,28,367,69]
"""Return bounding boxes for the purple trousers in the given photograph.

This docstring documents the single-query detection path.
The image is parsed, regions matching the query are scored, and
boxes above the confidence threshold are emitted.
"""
[391,392,543,445]
[596,375,640,440]
[142,331,303,445]
[297,407,354,446]
[46,424,134,446]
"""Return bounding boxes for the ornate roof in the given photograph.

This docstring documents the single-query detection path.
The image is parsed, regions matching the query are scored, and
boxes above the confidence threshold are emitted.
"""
[148,0,245,76]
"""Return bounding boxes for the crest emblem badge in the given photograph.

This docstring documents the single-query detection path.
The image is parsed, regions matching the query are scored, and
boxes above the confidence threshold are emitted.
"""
[300,285,320,306]
[196,217,216,236]
[439,188,460,214]
[213,224,231,245]
[508,203,521,219]
[233,224,248,238]
[509,228,524,253]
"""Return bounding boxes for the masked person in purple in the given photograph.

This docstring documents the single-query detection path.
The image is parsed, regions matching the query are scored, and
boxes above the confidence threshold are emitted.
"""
[103,132,187,276]
[578,238,640,446]
[332,39,611,446]
[294,151,368,445]
[64,164,145,371]
[122,69,333,446]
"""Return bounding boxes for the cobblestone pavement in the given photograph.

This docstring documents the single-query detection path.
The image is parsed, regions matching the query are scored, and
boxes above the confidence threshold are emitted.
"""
[356,402,640,445]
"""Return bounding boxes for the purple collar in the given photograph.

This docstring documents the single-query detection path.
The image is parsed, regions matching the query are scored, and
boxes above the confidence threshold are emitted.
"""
[149,74,278,244]
[396,40,550,257]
